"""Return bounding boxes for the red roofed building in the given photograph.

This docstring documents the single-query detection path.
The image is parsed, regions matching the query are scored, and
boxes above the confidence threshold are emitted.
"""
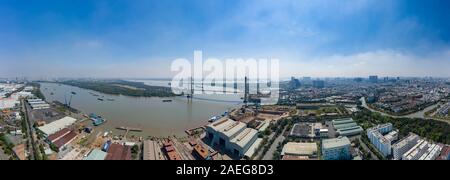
[47,128,71,143]
[192,144,209,160]
[167,151,182,160]
[165,146,175,152]
[53,131,77,150]
[162,139,182,160]
[13,144,26,160]
[163,141,173,147]
[436,146,450,160]
[105,144,132,160]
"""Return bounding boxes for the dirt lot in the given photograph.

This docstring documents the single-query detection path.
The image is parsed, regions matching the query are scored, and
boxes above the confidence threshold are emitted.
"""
[29,108,65,123]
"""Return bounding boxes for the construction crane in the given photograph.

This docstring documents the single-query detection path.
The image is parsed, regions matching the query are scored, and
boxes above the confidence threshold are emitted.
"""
[64,93,73,107]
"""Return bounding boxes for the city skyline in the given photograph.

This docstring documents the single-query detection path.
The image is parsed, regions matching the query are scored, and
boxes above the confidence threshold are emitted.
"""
[1,0,450,78]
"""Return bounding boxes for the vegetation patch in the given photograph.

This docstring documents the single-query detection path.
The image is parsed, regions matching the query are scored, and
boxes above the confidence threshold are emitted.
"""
[354,108,450,144]
[61,80,178,97]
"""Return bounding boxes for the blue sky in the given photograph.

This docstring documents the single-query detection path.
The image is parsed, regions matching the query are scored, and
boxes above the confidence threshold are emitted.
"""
[0,0,449,78]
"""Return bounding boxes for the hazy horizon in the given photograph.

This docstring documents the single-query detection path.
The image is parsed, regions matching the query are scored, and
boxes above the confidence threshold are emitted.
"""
[2,75,450,81]
[1,0,450,78]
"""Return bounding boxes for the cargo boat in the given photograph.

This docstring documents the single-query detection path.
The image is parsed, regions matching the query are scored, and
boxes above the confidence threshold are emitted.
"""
[89,113,106,126]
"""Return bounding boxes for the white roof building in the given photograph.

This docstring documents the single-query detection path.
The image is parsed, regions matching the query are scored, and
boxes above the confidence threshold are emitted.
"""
[244,138,263,158]
[0,94,20,110]
[281,142,318,157]
[17,91,33,98]
[38,116,77,136]
[257,120,270,132]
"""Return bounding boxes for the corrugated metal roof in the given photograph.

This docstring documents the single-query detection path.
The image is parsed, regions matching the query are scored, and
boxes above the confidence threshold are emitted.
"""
[281,142,318,156]
[38,116,77,136]
[322,137,351,149]
[84,149,107,160]
[105,144,132,160]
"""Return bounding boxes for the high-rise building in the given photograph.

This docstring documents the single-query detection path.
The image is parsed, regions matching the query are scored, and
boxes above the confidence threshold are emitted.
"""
[367,123,398,157]
[354,77,363,82]
[302,77,312,85]
[322,137,351,160]
[392,133,420,160]
[369,76,378,83]
[312,80,325,88]
[289,77,301,89]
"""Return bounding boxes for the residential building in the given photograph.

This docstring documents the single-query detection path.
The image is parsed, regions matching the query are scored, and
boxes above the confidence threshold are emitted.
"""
[312,80,325,88]
[403,140,443,160]
[367,123,398,157]
[369,76,378,83]
[53,131,77,151]
[392,133,420,160]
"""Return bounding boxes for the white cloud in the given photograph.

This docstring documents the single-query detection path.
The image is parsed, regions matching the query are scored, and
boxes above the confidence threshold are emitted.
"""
[282,49,450,77]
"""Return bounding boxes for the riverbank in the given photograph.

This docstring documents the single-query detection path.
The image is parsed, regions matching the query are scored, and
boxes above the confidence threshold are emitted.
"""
[360,97,450,124]
[59,79,178,98]
[39,82,240,137]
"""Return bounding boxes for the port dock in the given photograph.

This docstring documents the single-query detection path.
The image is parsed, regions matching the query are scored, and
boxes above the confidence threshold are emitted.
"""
[116,126,143,139]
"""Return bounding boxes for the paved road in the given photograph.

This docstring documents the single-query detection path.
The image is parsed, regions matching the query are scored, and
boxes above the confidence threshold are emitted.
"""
[263,127,286,160]
[22,99,37,160]
[358,137,379,160]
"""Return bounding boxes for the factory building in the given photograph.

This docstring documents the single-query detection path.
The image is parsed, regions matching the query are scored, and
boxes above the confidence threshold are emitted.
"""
[38,116,77,136]
[45,127,78,151]
[47,128,71,143]
[53,131,77,151]
[332,118,363,137]
[105,143,132,160]
[281,142,318,158]
[27,99,50,110]
[206,118,262,158]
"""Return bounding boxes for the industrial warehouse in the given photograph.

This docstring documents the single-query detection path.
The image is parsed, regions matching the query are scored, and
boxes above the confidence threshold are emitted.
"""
[332,118,363,137]
[205,118,262,158]
[37,116,77,136]
[26,99,50,110]
[281,142,318,160]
